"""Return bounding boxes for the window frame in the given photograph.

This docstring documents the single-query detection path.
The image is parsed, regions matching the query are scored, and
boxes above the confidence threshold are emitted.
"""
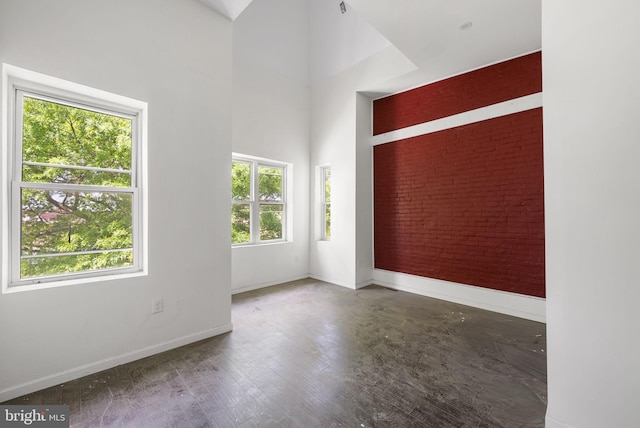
[2,64,148,291]
[321,166,331,241]
[231,154,290,246]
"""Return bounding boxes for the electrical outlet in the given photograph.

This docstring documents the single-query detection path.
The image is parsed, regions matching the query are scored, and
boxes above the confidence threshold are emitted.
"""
[152,298,163,314]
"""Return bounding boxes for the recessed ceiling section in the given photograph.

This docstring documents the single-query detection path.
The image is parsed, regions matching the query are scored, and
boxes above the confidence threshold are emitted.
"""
[348,0,541,85]
[309,0,395,84]
[200,0,254,21]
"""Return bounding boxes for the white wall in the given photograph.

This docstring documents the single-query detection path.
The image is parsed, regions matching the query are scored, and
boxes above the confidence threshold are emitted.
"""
[355,93,374,286]
[231,0,310,292]
[309,46,414,288]
[307,1,409,290]
[543,1,640,427]
[0,0,233,401]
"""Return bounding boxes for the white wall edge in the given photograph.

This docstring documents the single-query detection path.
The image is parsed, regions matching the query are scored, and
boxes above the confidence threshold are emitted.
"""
[232,274,310,295]
[372,92,543,146]
[309,274,357,290]
[356,279,374,289]
[0,323,233,402]
[373,269,545,323]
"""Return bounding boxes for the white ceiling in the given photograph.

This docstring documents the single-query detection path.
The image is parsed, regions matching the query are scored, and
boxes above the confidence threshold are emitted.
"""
[199,0,253,20]
[308,0,392,84]
[203,0,541,92]
[349,0,541,93]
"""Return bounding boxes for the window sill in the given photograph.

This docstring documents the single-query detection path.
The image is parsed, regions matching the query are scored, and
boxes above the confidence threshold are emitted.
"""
[232,240,291,249]
[3,269,147,294]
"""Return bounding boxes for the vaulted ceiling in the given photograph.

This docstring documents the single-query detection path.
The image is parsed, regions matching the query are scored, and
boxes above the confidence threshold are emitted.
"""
[201,0,541,91]
[200,0,254,20]
[349,0,541,92]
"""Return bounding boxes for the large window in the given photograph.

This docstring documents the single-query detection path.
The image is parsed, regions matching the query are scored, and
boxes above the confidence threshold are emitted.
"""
[3,65,147,288]
[232,155,288,245]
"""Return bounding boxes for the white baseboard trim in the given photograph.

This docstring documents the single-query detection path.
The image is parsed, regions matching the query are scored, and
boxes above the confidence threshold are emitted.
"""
[373,269,545,323]
[309,274,357,290]
[545,416,573,428]
[231,274,310,295]
[0,323,233,402]
[356,278,374,289]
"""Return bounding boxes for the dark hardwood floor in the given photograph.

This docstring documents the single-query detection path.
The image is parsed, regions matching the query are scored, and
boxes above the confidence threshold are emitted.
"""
[4,279,547,427]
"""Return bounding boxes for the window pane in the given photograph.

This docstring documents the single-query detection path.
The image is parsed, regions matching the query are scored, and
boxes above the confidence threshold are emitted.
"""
[258,166,283,202]
[232,203,251,244]
[325,204,331,239]
[324,168,331,203]
[21,188,133,257]
[21,250,133,279]
[232,161,251,201]
[260,204,283,240]
[22,96,132,176]
[22,164,131,187]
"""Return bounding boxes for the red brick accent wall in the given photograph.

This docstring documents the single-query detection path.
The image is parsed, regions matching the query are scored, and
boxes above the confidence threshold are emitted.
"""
[373,108,545,297]
[373,52,542,136]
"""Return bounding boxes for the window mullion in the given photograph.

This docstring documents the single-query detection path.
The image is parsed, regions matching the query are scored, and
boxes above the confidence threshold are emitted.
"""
[132,187,139,268]
[283,166,287,241]
[130,114,139,187]
[20,182,134,193]
[22,161,131,175]
[22,248,134,259]
[10,182,21,284]
[251,161,259,243]
[10,91,24,284]
[320,166,331,240]
[14,90,25,181]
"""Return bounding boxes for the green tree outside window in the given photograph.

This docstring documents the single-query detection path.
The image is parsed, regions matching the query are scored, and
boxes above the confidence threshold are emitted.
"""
[19,95,135,279]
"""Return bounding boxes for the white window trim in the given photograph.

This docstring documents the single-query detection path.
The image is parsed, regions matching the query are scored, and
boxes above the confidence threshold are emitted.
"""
[321,165,331,241]
[1,64,148,292]
[232,153,292,246]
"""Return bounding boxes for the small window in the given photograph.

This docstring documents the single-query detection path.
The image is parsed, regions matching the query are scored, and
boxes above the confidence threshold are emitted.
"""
[321,166,331,240]
[3,65,147,288]
[232,155,288,245]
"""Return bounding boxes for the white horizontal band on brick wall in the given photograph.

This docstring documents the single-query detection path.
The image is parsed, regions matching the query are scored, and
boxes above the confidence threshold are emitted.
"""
[372,92,543,146]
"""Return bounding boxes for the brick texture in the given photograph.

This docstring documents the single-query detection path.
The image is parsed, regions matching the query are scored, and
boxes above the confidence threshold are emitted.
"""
[373,52,542,136]
[374,108,545,298]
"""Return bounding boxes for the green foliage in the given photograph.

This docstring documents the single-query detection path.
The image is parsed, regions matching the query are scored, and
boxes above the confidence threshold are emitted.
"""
[232,161,250,201]
[231,203,250,244]
[22,96,132,186]
[325,204,331,239]
[259,205,283,240]
[258,166,283,201]
[231,162,251,244]
[324,168,331,203]
[258,166,283,240]
[20,96,134,279]
[324,168,331,239]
